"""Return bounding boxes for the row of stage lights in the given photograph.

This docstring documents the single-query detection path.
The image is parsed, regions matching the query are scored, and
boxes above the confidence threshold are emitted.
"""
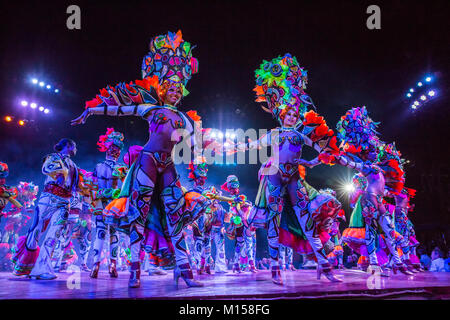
[30,78,60,93]
[20,100,50,114]
[405,75,437,111]
[3,116,28,126]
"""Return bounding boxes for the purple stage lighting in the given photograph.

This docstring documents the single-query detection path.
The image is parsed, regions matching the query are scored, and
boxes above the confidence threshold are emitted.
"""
[21,100,28,106]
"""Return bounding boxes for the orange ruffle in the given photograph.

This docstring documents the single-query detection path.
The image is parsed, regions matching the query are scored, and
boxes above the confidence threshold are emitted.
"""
[103,197,128,218]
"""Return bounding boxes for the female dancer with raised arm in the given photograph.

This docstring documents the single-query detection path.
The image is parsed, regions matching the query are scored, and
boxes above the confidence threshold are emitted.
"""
[71,31,211,288]
[240,54,343,284]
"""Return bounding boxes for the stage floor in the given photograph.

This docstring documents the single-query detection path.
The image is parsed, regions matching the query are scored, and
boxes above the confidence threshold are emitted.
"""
[1,269,449,300]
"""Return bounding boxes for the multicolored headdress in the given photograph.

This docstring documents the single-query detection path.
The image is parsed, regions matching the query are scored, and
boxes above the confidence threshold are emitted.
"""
[97,128,124,152]
[16,181,39,208]
[254,53,314,125]
[336,106,381,156]
[142,30,198,98]
[85,30,197,109]
[221,175,240,193]
[187,156,208,181]
[0,162,8,179]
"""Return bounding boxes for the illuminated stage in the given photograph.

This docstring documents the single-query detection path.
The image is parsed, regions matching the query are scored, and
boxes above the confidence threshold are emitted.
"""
[1,269,449,300]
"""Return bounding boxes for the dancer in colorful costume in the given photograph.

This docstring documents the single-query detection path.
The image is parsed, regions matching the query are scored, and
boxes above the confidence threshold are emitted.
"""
[220,175,253,273]
[89,128,125,279]
[376,142,421,272]
[0,163,23,268]
[12,139,87,279]
[51,174,93,273]
[71,30,211,288]
[334,107,412,276]
[0,163,22,218]
[326,201,346,269]
[187,158,214,274]
[202,186,228,273]
[241,54,342,284]
[393,187,422,271]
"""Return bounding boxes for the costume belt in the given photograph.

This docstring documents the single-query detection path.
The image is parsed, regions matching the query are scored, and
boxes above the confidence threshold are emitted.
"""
[43,183,72,199]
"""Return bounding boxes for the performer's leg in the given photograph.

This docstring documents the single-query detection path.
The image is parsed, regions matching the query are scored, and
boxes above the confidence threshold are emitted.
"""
[378,212,412,275]
[212,227,227,273]
[108,225,119,277]
[13,194,59,275]
[90,216,106,277]
[159,168,204,288]
[128,222,144,287]
[287,178,340,282]
[29,201,69,279]
[232,226,245,272]
[264,174,285,284]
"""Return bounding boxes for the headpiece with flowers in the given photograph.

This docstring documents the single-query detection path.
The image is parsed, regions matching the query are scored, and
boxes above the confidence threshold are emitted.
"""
[254,53,314,125]
[97,128,125,152]
[85,30,198,109]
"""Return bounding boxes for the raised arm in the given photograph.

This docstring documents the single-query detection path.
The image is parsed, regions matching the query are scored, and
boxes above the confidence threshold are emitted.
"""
[71,104,155,126]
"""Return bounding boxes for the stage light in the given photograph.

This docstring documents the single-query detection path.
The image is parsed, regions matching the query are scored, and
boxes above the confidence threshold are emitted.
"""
[230,133,236,139]
[420,95,427,101]
[411,105,417,110]
[211,132,216,138]
[30,103,37,109]
[39,81,45,87]
[218,132,224,139]
[44,108,50,114]
[39,106,44,111]
[225,132,230,138]
[18,120,25,126]
[343,183,355,193]
[409,88,414,93]
[54,89,59,93]
[425,76,432,82]
[31,78,38,84]
[417,82,423,87]
[428,90,435,97]
[406,93,412,98]
[413,101,419,106]
[21,100,28,106]
[5,116,12,122]
[46,84,51,89]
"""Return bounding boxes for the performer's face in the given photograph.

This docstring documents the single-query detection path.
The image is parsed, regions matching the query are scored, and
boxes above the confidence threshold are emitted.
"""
[164,86,182,106]
[65,143,77,157]
[283,109,299,127]
[195,176,206,186]
[107,145,121,160]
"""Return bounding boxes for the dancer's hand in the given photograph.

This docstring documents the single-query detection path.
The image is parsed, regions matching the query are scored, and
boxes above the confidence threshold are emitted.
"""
[71,109,90,125]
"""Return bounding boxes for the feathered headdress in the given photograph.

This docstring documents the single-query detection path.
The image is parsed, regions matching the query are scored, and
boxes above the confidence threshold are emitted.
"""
[97,128,124,152]
[85,30,197,109]
[142,30,198,98]
[352,173,368,191]
[336,106,381,155]
[221,175,240,192]
[0,162,9,178]
[187,156,208,180]
[254,53,314,125]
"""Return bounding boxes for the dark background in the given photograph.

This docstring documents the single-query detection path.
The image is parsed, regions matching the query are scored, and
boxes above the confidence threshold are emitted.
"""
[1,0,449,252]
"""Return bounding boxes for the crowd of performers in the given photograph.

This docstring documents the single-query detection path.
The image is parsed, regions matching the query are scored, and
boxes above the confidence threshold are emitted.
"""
[0,30,424,288]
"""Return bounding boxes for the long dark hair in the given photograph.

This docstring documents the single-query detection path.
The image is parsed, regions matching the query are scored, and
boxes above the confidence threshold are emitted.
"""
[54,138,76,152]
